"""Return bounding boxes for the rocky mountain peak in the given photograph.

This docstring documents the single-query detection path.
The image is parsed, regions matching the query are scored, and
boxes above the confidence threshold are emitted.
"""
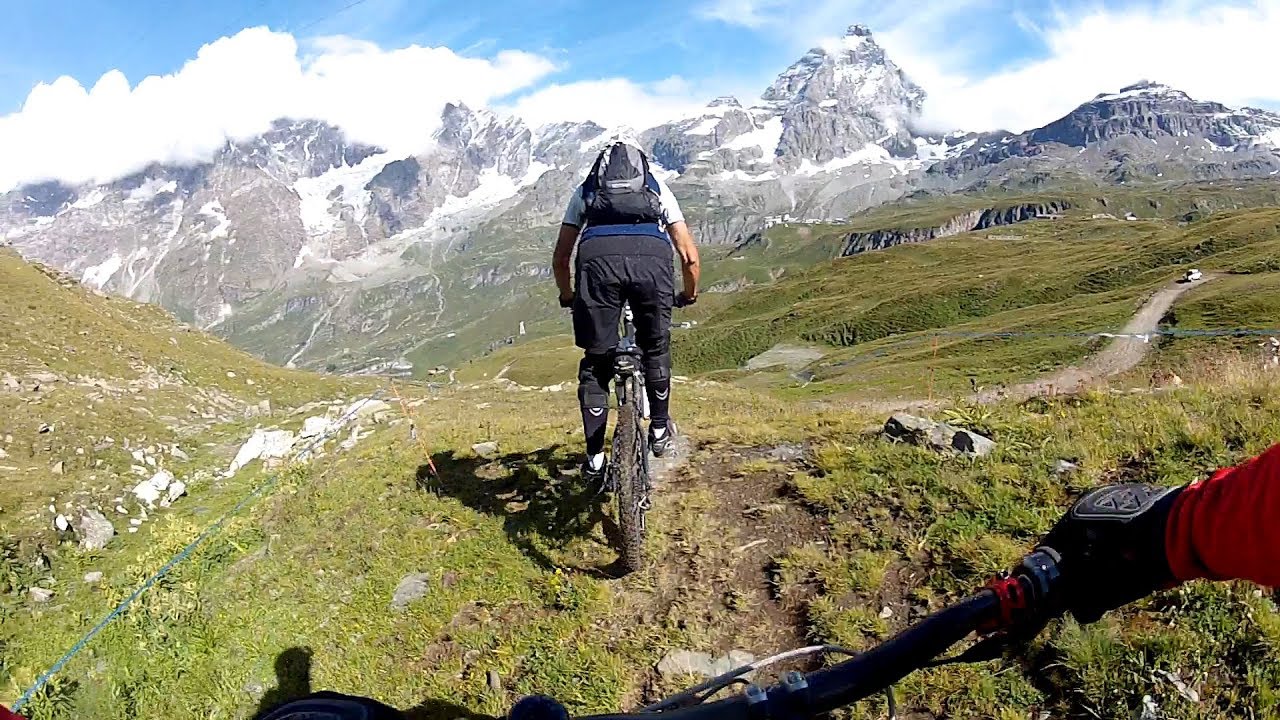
[1091,80,1191,104]
[708,96,743,109]
[760,24,924,114]
[845,24,873,37]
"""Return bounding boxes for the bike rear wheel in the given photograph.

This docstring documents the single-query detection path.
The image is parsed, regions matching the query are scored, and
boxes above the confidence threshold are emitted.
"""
[611,373,648,574]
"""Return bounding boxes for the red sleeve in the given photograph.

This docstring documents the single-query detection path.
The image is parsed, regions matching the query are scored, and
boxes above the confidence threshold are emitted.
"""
[1165,442,1280,585]
[0,706,28,720]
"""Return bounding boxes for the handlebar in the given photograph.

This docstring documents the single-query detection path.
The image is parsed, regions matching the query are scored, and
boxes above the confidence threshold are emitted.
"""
[511,549,1062,720]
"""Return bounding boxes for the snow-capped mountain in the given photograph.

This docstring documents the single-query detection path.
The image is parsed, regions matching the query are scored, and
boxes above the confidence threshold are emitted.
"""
[3,29,1280,377]
[930,81,1280,186]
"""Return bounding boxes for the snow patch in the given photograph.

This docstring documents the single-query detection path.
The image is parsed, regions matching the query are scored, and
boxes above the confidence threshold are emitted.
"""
[685,118,721,136]
[80,253,122,289]
[293,245,314,269]
[199,200,231,239]
[819,99,838,108]
[716,170,779,182]
[722,117,784,159]
[125,178,177,203]
[293,152,394,237]
[71,189,106,210]
[520,161,553,187]
[795,144,894,176]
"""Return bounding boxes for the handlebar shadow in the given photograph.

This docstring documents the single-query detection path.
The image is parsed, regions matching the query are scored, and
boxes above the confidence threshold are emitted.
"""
[416,446,625,577]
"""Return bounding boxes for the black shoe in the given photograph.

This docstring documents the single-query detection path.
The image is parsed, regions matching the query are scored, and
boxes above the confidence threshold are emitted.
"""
[649,424,674,458]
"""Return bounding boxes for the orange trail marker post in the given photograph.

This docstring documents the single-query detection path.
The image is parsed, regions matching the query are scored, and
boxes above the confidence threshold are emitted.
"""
[391,381,437,477]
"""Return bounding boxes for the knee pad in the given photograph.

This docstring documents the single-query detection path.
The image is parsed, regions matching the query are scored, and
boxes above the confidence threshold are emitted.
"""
[578,354,611,408]
[643,351,671,385]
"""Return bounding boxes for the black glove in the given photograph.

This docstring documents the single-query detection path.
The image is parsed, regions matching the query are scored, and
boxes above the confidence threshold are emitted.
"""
[675,292,697,308]
[1036,483,1185,624]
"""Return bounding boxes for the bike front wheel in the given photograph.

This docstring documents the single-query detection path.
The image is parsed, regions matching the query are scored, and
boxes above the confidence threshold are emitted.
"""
[612,373,648,574]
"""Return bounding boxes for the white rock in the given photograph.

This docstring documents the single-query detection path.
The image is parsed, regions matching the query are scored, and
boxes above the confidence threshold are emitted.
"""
[128,527,138,534]
[226,371,237,379]
[170,446,190,461]
[130,518,143,527]
[131,449,145,463]
[55,514,70,532]
[228,429,296,474]
[164,481,186,506]
[0,448,7,459]
[301,416,337,439]
[84,571,103,584]
[879,606,893,619]
[132,470,174,508]
[344,399,392,422]
[76,510,116,550]
[115,505,128,515]
[29,587,54,603]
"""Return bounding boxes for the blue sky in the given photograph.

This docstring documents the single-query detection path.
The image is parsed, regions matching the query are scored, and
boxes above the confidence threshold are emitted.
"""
[0,0,1052,115]
[2,0,1278,190]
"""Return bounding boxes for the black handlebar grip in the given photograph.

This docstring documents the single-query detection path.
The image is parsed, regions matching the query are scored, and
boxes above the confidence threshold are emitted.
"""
[509,696,570,720]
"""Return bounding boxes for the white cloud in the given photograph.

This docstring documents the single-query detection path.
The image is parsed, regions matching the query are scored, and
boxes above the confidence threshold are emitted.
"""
[700,0,1280,133]
[0,27,557,192]
[887,0,1280,132]
[504,77,711,132]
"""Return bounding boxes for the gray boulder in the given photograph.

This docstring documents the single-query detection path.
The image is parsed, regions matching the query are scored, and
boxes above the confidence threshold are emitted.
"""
[657,649,756,679]
[883,414,995,458]
[390,573,431,611]
[471,441,500,459]
[77,509,116,550]
[29,587,54,603]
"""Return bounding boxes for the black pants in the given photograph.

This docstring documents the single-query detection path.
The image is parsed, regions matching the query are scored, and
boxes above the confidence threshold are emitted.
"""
[573,241,674,456]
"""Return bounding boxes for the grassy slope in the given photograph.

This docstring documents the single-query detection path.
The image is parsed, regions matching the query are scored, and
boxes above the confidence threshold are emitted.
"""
[675,205,1280,399]
[7,360,1280,720]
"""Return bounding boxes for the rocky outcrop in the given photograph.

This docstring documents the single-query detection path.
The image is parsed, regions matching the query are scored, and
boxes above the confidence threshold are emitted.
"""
[883,414,995,458]
[840,201,1069,257]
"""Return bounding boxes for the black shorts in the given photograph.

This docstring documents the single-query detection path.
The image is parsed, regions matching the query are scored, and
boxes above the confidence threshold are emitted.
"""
[572,236,675,356]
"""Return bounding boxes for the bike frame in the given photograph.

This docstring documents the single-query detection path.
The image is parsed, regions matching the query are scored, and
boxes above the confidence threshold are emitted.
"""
[613,302,649,421]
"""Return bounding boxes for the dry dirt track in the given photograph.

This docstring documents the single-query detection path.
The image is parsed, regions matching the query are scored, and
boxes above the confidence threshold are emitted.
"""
[860,274,1215,415]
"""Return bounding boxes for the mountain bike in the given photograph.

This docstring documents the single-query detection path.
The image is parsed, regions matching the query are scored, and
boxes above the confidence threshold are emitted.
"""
[608,301,651,574]
[257,547,1067,719]
[608,295,693,575]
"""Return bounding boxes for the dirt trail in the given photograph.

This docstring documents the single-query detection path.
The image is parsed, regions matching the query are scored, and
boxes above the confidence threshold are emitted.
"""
[858,274,1214,415]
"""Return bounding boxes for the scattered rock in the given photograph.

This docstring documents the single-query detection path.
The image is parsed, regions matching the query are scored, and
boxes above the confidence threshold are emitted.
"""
[39,423,53,434]
[29,587,54,603]
[883,414,996,458]
[226,371,237,379]
[171,446,190,461]
[487,670,501,692]
[472,441,500,459]
[28,371,60,385]
[130,518,143,527]
[390,573,431,611]
[161,481,187,507]
[301,416,337,439]
[115,505,128,515]
[0,448,7,459]
[54,514,70,532]
[132,470,174,508]
[51,460,65,475]
[84,571,104,584]
[879,606,894,619]
[656,650,756,680]
[346,399,392,422]
[77,509,116,550]
[1054,459,1080,476]
[441,570,459,588]
[1157,670,1200,703]
[766,443,807,462]
[228,429,296,474]
[2,374,19,390]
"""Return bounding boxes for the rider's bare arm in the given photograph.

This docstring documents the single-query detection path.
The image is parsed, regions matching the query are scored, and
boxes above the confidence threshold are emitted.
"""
[1166,442,1280,586]
[669,220,700,300]
[552,223,578,302]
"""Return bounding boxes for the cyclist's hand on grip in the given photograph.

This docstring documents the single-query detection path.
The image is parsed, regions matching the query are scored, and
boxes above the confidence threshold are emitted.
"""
[558,290,574,309]
[1036,483,1185,624]
[675,291,697,308]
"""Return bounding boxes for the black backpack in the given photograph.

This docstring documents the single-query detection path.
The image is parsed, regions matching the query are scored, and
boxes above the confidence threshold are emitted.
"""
[581,142,664,227]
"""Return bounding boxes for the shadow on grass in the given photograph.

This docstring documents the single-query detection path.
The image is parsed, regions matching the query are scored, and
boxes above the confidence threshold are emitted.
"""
[417,445,627,576]
[252,646,495,720]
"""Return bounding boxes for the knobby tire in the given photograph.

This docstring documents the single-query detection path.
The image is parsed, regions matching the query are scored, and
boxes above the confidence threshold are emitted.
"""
[612,374,647,574]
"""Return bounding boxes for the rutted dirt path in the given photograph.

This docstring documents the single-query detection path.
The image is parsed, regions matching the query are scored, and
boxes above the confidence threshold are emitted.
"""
[859,274,1215,415]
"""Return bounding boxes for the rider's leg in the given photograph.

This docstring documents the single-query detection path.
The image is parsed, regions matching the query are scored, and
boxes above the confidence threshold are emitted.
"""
[573,256,624,470]
[623,257,675,434]
[577,352,614,463]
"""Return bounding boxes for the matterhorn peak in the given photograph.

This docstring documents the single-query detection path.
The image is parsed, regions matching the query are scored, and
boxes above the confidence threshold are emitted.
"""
[846,24,873,37]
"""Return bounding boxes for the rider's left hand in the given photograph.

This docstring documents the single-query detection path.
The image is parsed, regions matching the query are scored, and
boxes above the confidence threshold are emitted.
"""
[558,290,574,309]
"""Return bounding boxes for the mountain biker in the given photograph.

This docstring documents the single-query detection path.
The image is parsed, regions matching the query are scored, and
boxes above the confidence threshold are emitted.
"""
[9,444,1278,720]
[551,137,701,480]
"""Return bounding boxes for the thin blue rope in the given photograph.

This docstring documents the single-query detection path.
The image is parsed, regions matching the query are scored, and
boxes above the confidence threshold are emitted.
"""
[10,390,387,714]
